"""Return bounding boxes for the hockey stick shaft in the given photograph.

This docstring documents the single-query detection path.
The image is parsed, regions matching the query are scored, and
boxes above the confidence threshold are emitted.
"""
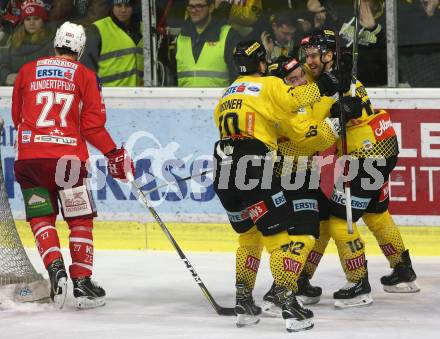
[127,172,235,316]
[334,1,361,234]
[143,169,213,195]
[342,0,361,234]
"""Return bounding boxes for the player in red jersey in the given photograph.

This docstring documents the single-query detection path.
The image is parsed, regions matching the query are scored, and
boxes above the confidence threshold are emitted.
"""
[11,21,134,309]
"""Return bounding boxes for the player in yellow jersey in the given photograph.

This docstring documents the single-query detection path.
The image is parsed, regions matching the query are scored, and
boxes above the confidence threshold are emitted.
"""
[260,55,360,316]
[213,40,349,332]
[296,30,420,309]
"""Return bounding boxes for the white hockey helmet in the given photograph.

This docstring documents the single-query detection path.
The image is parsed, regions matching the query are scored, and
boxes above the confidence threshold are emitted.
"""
[54,21,86,59]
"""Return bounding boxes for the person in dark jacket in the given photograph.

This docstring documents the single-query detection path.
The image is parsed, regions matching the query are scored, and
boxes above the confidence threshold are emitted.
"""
[0,0,54,85]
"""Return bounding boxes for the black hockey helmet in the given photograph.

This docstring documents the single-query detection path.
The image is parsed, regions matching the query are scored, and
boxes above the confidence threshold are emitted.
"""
[298,29,336,62]
[268,55,302,79]
[233,40,267,75]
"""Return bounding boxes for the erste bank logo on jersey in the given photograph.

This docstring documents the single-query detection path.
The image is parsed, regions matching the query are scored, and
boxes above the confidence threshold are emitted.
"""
[36,65,76,81]
[222,82,262,98]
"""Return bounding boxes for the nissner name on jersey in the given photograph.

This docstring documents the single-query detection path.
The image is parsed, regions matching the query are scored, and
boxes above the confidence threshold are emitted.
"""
[36,65,76,81]
[222,82,262,98]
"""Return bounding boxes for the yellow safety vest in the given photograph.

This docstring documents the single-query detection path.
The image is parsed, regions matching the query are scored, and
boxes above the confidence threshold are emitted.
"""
[176,25,231,87]
[94,17,143,87]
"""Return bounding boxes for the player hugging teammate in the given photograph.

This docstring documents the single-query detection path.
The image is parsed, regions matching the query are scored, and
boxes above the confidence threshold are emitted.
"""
[213,31,419,332]
[212,39,350,332]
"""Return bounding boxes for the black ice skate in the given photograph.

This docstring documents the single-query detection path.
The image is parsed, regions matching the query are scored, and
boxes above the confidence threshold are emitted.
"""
[273,286,314,332]
[381,250,420,293]
[297,273,322,305]
[235,283,261,327]
[262,274,321,317]
[47,258,68,309]
[261,281,281,317]
[72,277,106,309]
[333,269,373,309]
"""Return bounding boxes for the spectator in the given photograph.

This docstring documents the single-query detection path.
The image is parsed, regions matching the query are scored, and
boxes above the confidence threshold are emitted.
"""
[82,0,143,86]
[1,0,22,27]
[0,0,54,85]
[174,0,241,87]
[398,0,440,87]
[248,11,298,62]
[48,0,110,27]
[307,0,387,86]
[1,0,25,45]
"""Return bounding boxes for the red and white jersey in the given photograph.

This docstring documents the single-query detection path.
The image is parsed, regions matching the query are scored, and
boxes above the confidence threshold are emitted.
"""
[12,56,116,161]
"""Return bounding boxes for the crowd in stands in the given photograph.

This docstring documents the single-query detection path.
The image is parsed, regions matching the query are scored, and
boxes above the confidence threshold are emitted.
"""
[0,0,439,87]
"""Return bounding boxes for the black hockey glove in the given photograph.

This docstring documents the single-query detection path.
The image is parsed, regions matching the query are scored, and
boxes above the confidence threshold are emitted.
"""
[316,70,340,96]
[330,96,363,124]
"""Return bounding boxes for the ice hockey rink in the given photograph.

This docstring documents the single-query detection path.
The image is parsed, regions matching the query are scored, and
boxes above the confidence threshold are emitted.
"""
[1,249,439,339]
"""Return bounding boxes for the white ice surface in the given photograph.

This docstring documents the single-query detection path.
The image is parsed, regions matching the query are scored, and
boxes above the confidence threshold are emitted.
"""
[1,249,439,339]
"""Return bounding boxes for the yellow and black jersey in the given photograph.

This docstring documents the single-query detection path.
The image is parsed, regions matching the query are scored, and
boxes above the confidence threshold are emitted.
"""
[318,79,399,158]
[275,96,339,175]
[213,75,322,150]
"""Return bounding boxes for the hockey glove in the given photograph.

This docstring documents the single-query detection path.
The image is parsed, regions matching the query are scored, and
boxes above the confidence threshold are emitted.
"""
[316,71,340,96]
[106,147,135,181]
[330,96,363,124]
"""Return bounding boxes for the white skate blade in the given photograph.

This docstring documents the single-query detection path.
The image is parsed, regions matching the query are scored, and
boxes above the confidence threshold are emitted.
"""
[383,280,420,293]
[334,293,373,309]
[297,295,320,305]
[285,318,314,332]
[75,296,106,310]
[53,277,68,310]
[236,313,260,327]
[261,300,281,318]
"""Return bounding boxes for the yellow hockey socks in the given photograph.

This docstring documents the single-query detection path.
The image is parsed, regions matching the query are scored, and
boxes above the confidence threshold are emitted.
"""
[329,215,366,282]
[263,232,315,292]
[236,226,263,289]
[363,210,406,268]
[303,220,330,279]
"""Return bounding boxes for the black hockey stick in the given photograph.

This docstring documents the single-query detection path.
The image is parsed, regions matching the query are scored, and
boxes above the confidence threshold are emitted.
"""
[127,172,235,316]
[333,1,361,234]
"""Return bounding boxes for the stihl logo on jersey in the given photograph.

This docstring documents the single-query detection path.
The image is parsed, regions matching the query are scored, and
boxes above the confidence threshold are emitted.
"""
[369,114,395,141]
[346,254,366,271]
[283,258,302,274]
[380,243,397,257]
[36,65,76,81]
[307,251,323,266]
[378,181,389,202]
[245,255,260,273]
[222,82,262,98]
[34,135,77,145]
[247,201,268,223]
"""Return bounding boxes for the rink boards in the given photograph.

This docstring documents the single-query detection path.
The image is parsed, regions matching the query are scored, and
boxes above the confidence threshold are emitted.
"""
[14,220,440,256]
[1,87,440,230]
